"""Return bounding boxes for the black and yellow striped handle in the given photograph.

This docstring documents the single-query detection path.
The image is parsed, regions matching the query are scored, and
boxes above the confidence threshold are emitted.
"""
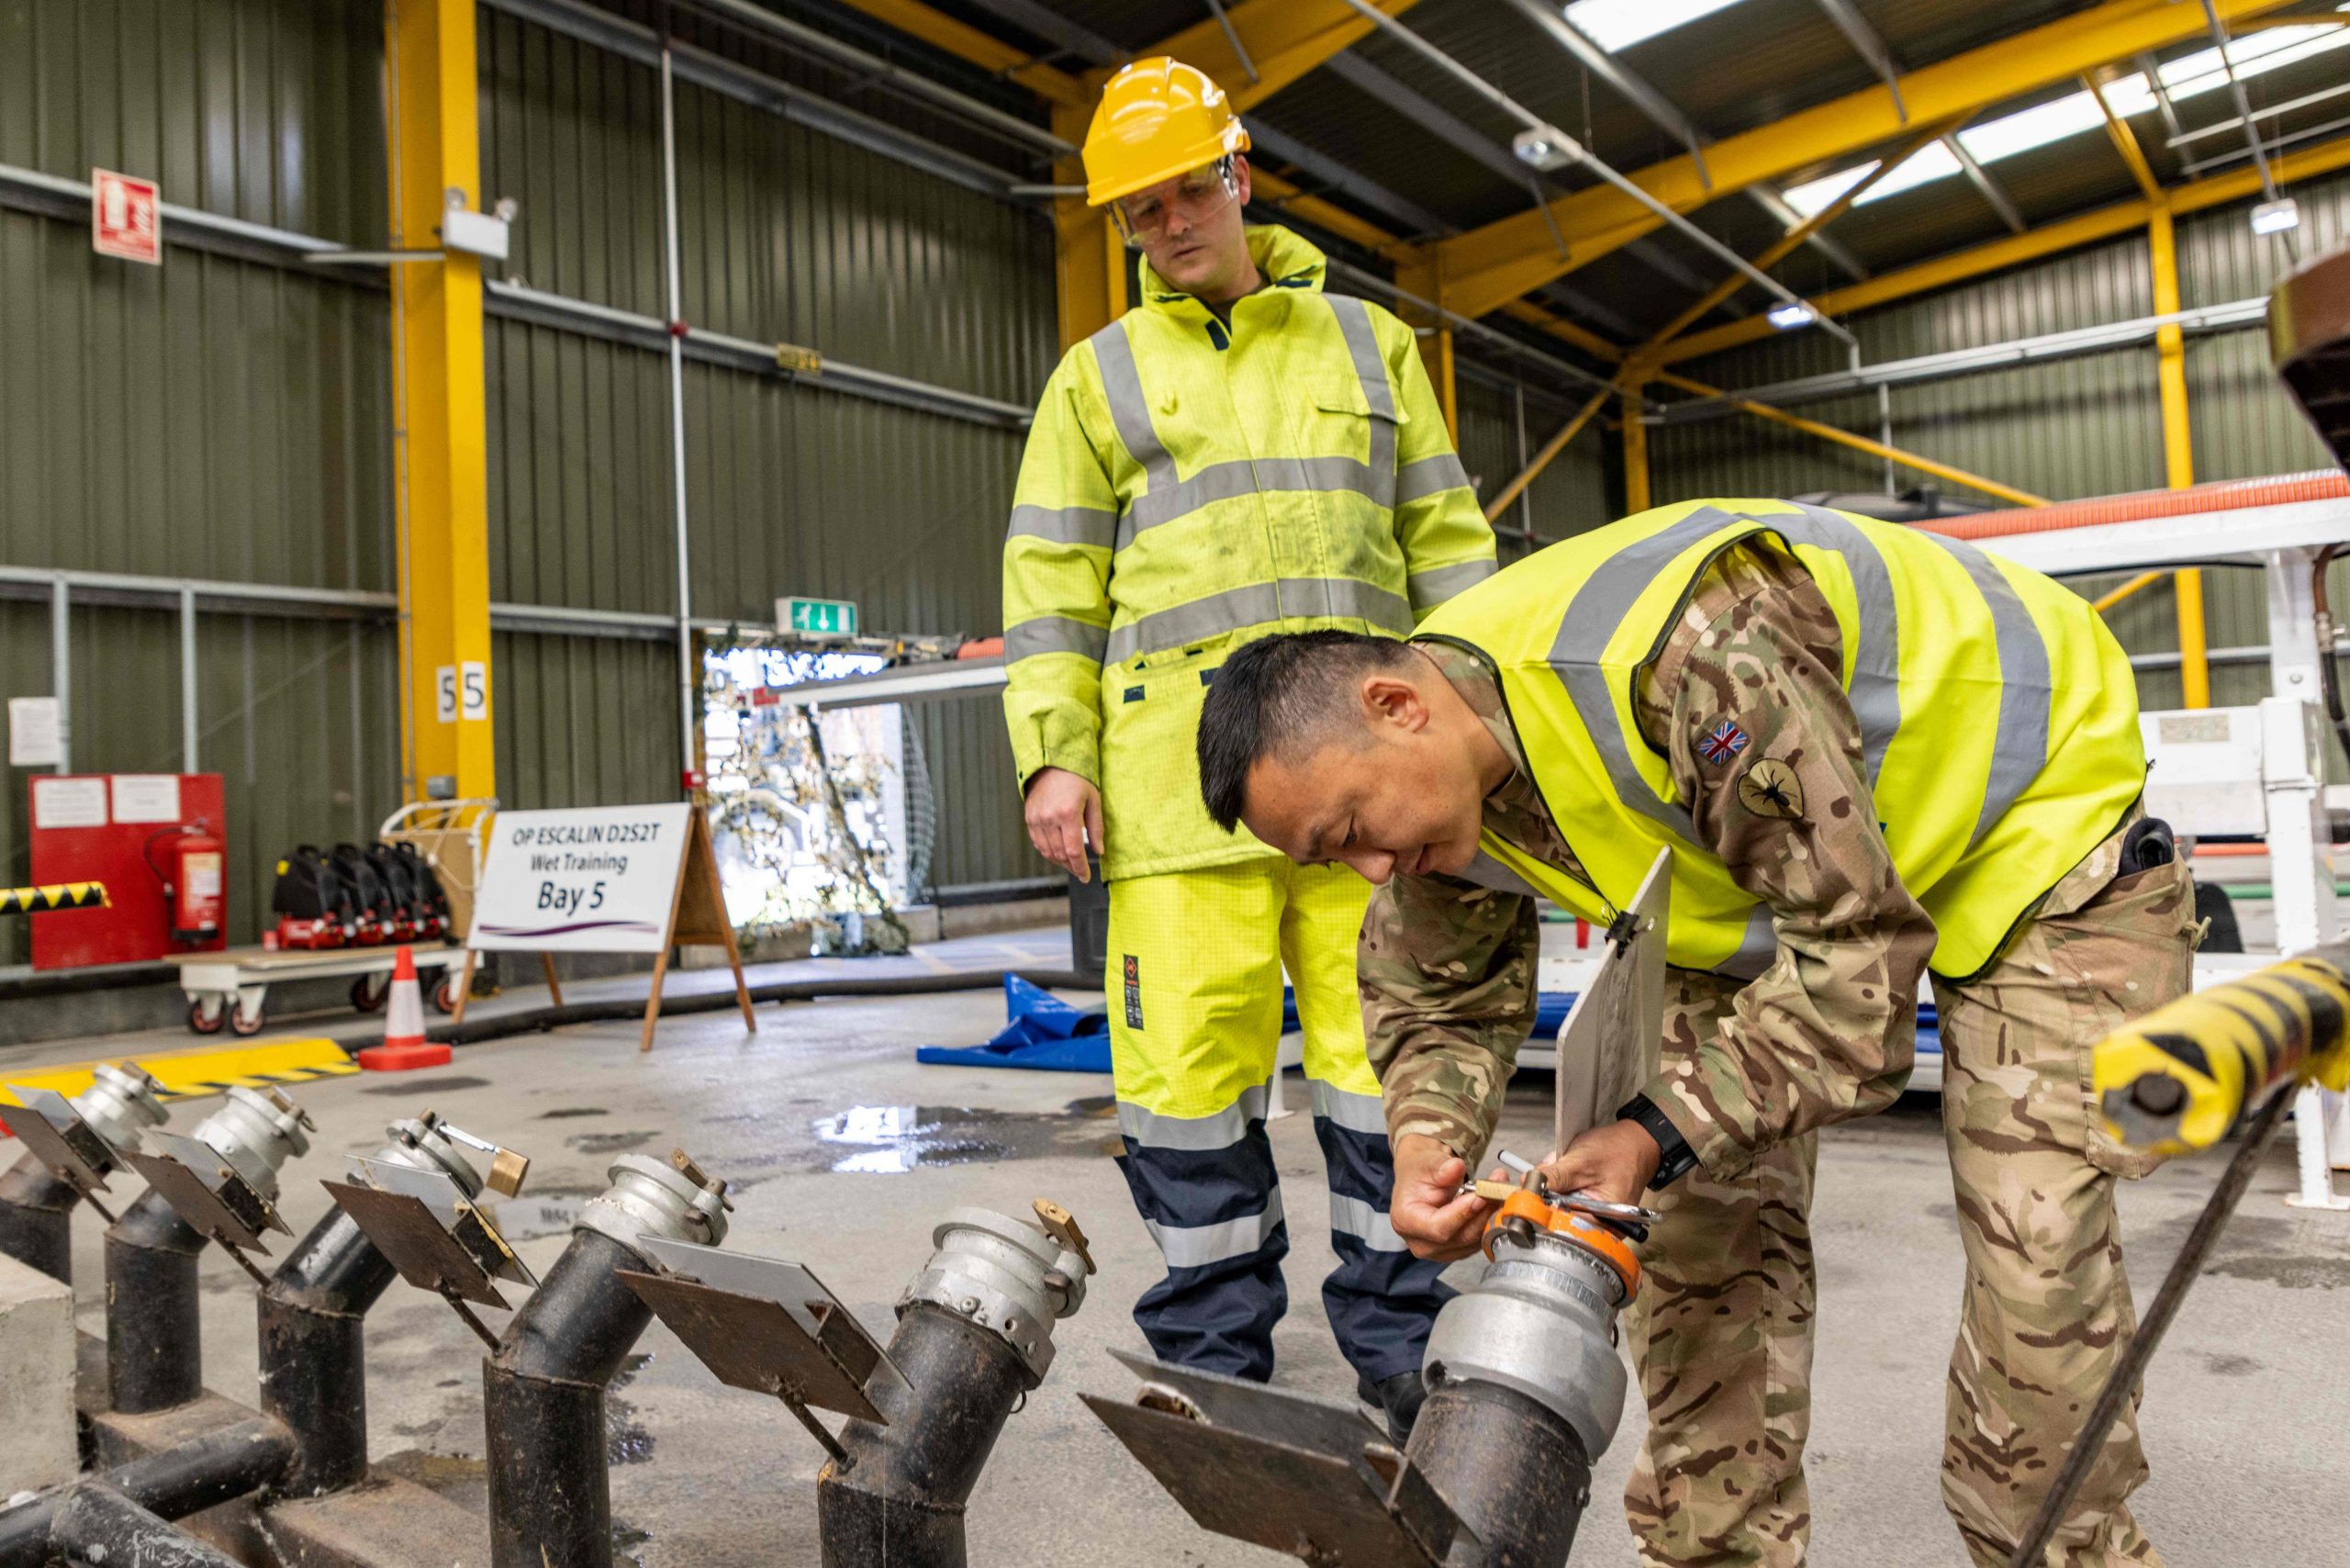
[2094,943,2350,1158]
[0,883,109,916]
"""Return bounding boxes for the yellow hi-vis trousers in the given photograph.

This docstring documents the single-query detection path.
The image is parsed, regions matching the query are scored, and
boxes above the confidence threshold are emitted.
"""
[1105,857,1452,1383]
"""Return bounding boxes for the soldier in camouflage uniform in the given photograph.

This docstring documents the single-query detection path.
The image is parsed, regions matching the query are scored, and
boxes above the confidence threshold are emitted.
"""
[1194,506,2201,1568]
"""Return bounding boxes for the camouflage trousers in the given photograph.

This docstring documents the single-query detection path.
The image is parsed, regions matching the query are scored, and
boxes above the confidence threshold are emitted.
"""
[1623,844,2198,1568]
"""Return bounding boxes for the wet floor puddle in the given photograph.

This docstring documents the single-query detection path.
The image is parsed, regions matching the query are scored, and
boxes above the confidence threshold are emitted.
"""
[813,1099,1117,1174]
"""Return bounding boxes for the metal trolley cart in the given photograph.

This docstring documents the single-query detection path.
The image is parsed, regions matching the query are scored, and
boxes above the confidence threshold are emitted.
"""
[167,799,496,1036]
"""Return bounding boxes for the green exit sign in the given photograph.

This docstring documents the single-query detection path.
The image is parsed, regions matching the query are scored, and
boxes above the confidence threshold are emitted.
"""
[778,596,858,637]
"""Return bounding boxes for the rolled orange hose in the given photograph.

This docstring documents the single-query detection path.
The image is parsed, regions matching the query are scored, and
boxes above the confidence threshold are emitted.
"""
[1919,470,2350,541]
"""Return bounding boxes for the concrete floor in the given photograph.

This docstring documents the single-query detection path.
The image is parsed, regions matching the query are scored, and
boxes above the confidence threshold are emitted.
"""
[19,927,2350,1566]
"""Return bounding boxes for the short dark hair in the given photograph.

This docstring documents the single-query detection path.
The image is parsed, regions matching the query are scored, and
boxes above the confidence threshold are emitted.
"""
[1197,631,1417,832]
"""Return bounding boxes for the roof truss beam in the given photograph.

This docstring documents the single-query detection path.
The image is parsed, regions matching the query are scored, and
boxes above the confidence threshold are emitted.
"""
[1423,0,2305,322]
[1654,128,2350,365]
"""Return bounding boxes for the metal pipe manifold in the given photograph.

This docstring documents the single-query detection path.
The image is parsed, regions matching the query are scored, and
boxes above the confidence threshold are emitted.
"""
[0,1063,170,1284]
[484,1153,730,1568]
[817,1206,1092,1568]
[106,1086,312,1415]
[0,1416,293,1568]
[259,1114,494,1497]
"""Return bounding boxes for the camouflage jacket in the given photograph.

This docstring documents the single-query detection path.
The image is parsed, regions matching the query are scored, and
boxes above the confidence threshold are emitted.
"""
[1362,540,1939,1176]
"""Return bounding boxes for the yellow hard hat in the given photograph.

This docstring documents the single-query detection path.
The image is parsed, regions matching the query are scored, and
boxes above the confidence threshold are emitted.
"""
[1083,57,1251,208]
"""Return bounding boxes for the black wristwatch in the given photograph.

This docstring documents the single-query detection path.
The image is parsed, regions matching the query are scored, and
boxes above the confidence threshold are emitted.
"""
[1617,1093,1699,1191]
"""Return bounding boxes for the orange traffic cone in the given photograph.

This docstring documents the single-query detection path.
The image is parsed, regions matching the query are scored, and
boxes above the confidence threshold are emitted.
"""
[357,946,453,1071]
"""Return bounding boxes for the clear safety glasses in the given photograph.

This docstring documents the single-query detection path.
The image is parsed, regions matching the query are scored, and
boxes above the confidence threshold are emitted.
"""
[1109,157,1241,248]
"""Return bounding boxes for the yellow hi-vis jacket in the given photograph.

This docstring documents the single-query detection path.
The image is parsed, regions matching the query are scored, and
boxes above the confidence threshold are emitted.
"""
[1416,498,2147,980]
[1002,226,1498,880]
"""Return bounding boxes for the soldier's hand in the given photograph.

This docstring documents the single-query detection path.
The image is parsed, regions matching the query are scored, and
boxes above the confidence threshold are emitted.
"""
[1539,1119,1662,1207]
[1024,767,1104,882]
[1391,1133,1502,1261]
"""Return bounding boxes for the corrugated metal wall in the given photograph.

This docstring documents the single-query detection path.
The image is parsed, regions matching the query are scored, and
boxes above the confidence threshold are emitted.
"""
[1652,167,2350,734]
[478,7,1058,890]
[0,0,399,963]
[1453,372,1614,556]
[0,0,1060,972]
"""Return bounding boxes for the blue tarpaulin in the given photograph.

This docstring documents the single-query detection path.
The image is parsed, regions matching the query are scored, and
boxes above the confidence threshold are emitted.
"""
[917,976,1938,1074]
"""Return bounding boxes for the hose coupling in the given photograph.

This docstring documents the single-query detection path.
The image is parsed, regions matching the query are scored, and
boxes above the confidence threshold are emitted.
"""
[189,1087,315,1201]
[899,1203,1092,1380]
[578,1149,731,1252]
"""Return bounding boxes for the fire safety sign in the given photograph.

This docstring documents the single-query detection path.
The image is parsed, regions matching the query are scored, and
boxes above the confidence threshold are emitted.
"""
[91,169,160,263]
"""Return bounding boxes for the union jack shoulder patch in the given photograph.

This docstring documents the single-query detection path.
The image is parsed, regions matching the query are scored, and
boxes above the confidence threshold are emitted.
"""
[1697,720,1750,766]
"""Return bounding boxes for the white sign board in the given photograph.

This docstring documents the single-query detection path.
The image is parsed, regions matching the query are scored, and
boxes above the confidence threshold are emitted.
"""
[8,698,62,767]
[469,804,694,953]
[111,774,183,823]
[30,777,107,829]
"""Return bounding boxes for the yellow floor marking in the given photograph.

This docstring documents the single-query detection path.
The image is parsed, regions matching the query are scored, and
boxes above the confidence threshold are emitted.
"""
[0,1037,358,1110]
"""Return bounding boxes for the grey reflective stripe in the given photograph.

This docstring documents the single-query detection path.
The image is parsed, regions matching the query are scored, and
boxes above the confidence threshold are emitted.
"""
[1397,452,1472,506]
[1548,508,1750,842]
[1308,1080,1387,1137]
[1116,1080,1271,1151]
[1776,503,1900,787]
[1145,1193,1285,1269]
[1328,1193,1410,1252]
[1007,502,1115,549]
[1714,904,1777,980]
[1327,296,1397,511]
[1088,320,1176,494]
[1407,557,1496,612]
[1458,850,1542,896]
[1004,616,1108,665]
[1121,454,1384,546]
[1105,577,1414,664]
[1918,532,2053,846]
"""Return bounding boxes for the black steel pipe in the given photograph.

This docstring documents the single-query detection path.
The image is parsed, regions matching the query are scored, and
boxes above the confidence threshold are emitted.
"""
[483,1229,656,1568]
[106,1187,207,1414]
[816,1303,1037,1568]
[0,1153,77,1285]
[1404,1381,1593,1568]
[257,1206,399,1496]
[48,1484,248,1567]
[0,1417,292,1566]
[429,967,1097,1047]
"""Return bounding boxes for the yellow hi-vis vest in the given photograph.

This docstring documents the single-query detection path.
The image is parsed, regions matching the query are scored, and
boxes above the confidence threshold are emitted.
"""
[1416,498,2147,980]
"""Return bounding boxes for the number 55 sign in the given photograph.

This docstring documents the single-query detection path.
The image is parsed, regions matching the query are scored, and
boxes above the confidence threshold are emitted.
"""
[435,662,490,723]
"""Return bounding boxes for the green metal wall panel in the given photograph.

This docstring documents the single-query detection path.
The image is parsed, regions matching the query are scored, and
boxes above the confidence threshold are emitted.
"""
[0,208,394,589]
[476,4,1058,886]
[1453,374,1613,557]
[493,629,681,809]
[0,599,399,961]
[480,8,1058,404]
[0,0,386,243]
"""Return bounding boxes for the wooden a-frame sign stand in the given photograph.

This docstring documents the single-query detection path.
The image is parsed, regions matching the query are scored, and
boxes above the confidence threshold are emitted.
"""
[451,812,755,1052]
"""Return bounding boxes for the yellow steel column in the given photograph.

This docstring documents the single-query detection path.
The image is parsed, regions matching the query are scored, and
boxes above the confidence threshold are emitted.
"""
[2149,204,2209,707]
[1622,384,1651,513]
[1053,102,1123,349]
[388,0,495,800]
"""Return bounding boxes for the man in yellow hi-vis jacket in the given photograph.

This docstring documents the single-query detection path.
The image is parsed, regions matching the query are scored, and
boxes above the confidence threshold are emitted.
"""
[1001,57,1496,1436]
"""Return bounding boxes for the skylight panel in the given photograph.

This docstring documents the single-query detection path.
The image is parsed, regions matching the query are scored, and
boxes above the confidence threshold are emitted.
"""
[1561,0,1752,53]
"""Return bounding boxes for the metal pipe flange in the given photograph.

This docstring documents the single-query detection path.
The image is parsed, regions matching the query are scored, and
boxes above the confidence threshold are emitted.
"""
[579,1151,730,1253]
[899,1206,1089,1380]
[188,1086,314,1200]
[1421,1238,1631,1463]
[375,1115,487,1198]
[73,1065,169,1157]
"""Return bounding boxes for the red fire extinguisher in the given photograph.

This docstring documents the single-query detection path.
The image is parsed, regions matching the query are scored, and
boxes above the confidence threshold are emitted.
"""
[147,824,225,946]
